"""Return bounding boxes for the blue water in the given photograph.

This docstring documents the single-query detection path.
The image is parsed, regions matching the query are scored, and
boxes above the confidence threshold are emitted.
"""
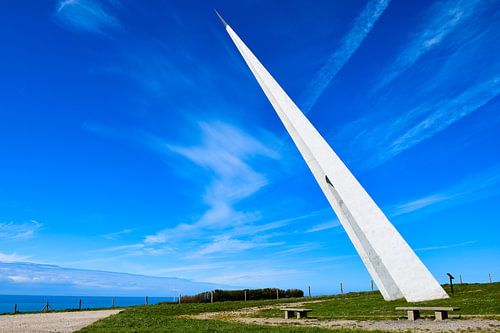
[0,295,177,314]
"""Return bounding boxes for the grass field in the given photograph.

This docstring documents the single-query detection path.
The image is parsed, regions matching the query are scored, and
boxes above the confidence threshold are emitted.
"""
[78,283,500,332]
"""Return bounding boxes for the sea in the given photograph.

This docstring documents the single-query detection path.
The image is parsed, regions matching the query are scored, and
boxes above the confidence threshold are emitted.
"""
[0,295,177,314]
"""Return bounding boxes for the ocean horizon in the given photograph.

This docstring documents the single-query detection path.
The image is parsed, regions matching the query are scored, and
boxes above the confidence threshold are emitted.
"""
[0,295,177,314]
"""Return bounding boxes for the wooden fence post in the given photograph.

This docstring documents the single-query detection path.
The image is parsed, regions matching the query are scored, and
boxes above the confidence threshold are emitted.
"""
[371,280,374,291]
[79,299,82,310]
[340,282,343,294]
[14,304,17,314]
[244,290,247,301]
[308,286,311,297]
[145,296,148,305]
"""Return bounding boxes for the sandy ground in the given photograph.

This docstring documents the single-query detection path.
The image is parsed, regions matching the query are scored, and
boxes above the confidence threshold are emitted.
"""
[186,301,500,332]
[0,309,121,333]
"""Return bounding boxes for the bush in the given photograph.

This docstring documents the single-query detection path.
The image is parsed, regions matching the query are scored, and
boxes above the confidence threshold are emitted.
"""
[180,288,304,303]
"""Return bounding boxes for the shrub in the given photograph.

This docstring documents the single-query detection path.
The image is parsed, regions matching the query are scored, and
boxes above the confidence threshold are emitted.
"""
[180,288,304,303]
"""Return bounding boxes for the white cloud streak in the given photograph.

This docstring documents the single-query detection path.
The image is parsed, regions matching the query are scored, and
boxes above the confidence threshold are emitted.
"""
[340,75,500,169]
[144,121,280,250]
[0,252,31,263]
[91,243,144,253]
[55,0,121,34]
[195,235,282,257]
[415,240,476,252]
[0,220,42,241]
[101,228,134,240]
[299,0,391,112]
[390,166,500,216]
[390,194,451,216]
[386,76,500,158]
[306,220,341,233]
[374,0,483,91]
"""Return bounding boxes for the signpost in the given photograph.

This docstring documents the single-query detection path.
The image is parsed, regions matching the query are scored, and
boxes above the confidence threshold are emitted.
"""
[447,273,455,294]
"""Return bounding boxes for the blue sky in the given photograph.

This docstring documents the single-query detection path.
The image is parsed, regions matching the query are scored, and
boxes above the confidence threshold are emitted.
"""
[0,0,499,296]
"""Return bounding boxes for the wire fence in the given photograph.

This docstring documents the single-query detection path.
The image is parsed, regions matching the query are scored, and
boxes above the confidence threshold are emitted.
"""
[2,296,176,314]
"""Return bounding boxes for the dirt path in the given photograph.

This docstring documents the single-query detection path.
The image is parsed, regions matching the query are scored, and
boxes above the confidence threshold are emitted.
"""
[235,316,500,332]
[0,309,121,333]
[185,301,500,332]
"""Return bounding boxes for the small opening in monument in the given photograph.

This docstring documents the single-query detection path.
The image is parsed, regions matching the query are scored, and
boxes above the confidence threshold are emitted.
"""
[325,175,333,187]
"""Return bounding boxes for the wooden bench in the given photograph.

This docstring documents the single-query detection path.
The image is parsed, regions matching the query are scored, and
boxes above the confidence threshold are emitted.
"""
[281,308,312,319]
[396,307,460,320]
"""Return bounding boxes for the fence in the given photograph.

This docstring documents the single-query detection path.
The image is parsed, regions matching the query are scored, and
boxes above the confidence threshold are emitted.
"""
[1,296,175,314]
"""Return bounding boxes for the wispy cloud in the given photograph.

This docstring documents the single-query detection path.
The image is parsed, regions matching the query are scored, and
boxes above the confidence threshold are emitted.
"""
[415,240,476,252]
[328,0,498,169]
[299,0,391,112]
[306,219,341,233]
[390,194,451,216]
[0,220,42,241]
[105,49,198,97]
[273,243,320,256]
[101,228,134,240]
[91,243,144,253]
[145,121,280,250]
[339,75,500,169]
[202,267,301,287]
[195,235,282,257]
[83,119,290,258]
[386,76,500,159]
[374,0,483,91]
[390,166,500,216]
[0,252,31,263]
[55,0,122,34]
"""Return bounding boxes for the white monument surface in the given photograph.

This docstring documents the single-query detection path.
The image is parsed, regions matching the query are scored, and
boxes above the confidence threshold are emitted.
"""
[216,12,449,302]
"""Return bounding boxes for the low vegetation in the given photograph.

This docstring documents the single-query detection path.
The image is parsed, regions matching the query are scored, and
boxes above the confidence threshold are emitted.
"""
[79,283,499,332]
[180,288,304,303]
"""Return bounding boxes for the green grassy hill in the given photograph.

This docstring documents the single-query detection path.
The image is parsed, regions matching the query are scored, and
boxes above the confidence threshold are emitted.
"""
[79,282,500,333]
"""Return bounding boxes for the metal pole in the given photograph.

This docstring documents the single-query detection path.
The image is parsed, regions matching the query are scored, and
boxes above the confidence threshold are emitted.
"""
[14,304,17,314]
[276,289,279,300]
[145,296,148,305]
[371,280,374,291]
[459,275,463,284]
[79,299,82,310]
[308,286,311,297]
[244,290,247,301]
[340,282,343,294]
[112,298,115,308]
[446,273,455,293]
[178,294,181,304]
[489,273,492,283]
[210,291,213,303]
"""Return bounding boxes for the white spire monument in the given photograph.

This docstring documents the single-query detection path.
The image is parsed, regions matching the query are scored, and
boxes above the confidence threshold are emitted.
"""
[216,11,449,302]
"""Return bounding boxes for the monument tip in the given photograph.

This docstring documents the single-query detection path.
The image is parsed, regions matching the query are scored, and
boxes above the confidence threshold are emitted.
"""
[214,9,228,28]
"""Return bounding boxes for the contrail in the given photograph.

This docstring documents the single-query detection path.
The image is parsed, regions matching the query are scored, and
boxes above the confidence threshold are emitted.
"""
[299,0,391,113]
[373,0,483,93]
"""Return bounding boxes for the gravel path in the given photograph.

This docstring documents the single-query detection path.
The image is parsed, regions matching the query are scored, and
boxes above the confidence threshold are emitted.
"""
[187,302,500,332]
[236,316,500,332]
[0,309,121,333]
